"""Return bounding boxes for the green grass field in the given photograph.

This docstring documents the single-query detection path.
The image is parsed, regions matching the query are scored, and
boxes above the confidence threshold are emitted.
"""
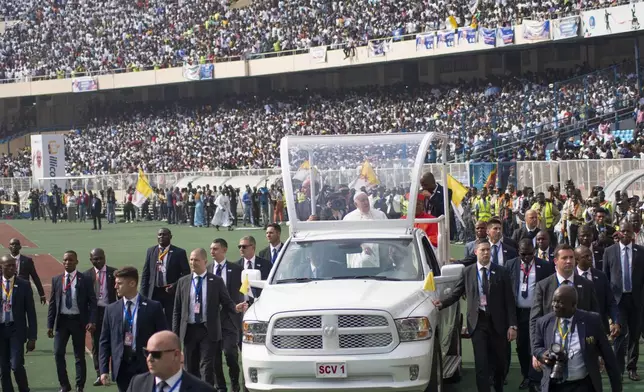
[2,219,643,391]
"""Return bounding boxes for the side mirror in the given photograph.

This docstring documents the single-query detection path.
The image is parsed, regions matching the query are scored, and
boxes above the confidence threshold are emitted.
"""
[440,264,464,277]
[242,269,265,289]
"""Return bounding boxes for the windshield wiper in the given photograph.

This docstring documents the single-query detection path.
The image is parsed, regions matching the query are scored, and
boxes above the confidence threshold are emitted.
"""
[330,275,402,281]
[275,277,316,284]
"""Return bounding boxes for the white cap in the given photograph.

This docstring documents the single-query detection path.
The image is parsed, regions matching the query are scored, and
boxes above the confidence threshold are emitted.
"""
[353,191,368,202]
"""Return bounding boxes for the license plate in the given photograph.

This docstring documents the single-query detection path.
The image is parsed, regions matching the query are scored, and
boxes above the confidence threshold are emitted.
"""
[316,362,347,378]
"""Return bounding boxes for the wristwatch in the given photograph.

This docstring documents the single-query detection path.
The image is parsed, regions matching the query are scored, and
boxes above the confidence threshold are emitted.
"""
[510,326,518,330]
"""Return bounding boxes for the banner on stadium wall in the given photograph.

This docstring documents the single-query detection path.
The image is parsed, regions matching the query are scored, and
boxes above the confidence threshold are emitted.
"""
[552,16,580,39]
[437,29,456,48]
[458,27,478,45]
[522,20,551,42]
[470,162,517,190]
[71,76,98,93]
[310,46,327,63]
[415,33,435,50]
[480,28,496,46]
[582,3,642,38]
[368,39,392,56]
[30,134,66,191]
[496,27,515,47]
[182,63,214,81]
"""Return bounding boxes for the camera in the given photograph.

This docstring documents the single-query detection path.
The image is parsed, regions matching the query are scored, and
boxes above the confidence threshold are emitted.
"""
[545,343,568,381]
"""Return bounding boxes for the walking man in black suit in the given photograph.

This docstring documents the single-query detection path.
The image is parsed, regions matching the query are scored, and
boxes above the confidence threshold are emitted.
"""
[8,238,46,305]
[532,285,622,392]
[511,209,541,246]
[433,241,517,392]
[84,248,117,387]
[47,250,97,392]
[173,248,247,386]
[0,255,37,392]
[126,330,215,392]
[535,231,555,263]
[574,245,620,337]
[208,238,244,391]
[99,266,168,391]
[578,225,605,270]
[258,223,283,265]
[141,228,190,327]
[603,221,644,380]
[505,239,555,390]
[238,236,271,299]
[91,193,102,230]
[487,217,518,267]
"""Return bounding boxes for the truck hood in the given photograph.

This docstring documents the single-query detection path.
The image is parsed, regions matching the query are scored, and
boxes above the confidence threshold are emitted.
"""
[249,280,429,321]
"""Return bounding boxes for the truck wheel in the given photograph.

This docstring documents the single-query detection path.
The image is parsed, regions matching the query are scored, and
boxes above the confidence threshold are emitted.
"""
[425,344,443,392]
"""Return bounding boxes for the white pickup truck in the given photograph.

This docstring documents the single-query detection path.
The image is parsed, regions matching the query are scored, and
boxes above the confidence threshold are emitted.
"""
[241,132,464,392]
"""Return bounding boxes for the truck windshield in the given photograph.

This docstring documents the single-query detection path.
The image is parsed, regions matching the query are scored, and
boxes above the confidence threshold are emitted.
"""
[272,239,423,283]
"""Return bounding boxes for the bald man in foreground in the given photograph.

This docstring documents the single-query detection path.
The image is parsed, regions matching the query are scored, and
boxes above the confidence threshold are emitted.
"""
[127,331,215,392]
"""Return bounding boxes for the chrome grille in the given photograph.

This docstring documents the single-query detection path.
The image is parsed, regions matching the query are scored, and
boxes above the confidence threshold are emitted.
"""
[339,333,393,348]
[338,315,388,328]
[274,316,321,329]
[272,335,323,350]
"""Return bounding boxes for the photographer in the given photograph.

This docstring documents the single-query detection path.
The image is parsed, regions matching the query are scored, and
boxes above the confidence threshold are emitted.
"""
[532,285,621,392]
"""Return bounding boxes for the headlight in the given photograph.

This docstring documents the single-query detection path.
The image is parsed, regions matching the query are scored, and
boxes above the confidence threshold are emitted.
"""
[243,321,268,344]
[395,317,432,341]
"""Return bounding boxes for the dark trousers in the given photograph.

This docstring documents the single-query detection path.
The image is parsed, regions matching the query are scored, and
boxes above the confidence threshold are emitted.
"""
[515,307,540,383]
[54,315,87,389]
[615,293,641,373]
[116,354,144,392]
[471,310,506,392]
[214,326,240,390]
[550,375,593,392]
[0,323,29,392]
[184,324,215,385]
[152,287,174,327]
[91,306,106,377]
[93,215,102,230]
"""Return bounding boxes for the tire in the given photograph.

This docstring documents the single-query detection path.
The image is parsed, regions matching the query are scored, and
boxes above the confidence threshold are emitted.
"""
[425,342,443,392]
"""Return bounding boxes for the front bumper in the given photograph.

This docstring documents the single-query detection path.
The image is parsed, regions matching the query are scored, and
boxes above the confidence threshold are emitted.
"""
[241,340,433,392]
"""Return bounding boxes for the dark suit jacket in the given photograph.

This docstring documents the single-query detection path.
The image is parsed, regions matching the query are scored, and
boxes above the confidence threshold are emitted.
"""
[464,240,477,258]
[258,243,283,264]
[592,225,616,247]
[458,241,517,267]
[6,277,37,342]
[439,262,517,336]
[99,295,167,379]
[529,274,599,346]
[590,245,605,271]
[47,271,97,330]
[172,273,238,343]
[505,257,555,302]
[503,236,519,251]
[91,197,102,217]
[580,268,619,333]
[126,370,216,392]
[207,261,243,334]
[534,247,555,264]
[602,243,644,309]
[532,310,622,392]
[237,256,271,298]
[84,266,117,304]
[141,244,190,298]
[511,226,541,245]
[16,254,45,298]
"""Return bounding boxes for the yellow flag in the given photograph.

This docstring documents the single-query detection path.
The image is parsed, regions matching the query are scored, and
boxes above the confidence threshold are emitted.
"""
[240,274,250,295]
[423,272,436,292]
[447,15,458,29]
[447,174,468,207]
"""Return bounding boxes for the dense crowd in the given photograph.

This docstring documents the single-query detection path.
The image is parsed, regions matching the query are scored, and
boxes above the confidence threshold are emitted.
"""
[0,62,640,177]
[0,0,634,82]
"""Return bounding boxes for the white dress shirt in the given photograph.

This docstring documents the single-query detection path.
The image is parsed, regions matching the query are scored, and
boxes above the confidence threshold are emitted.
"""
[489,241,505,266]
[556,273,574,287]
[123,294,140,349]
[577,267,592,281]
[61,270,80,315]
[621,243,632,293]
[95,266,109,307]
[269,244,282,263]
[537,248,549,261]
[155,369,183,392]
[189,272,208,324]
[476,262,490,311]
[517,261,537,308]
[554,316,587,381]
[11,254,20,275]
[1,276,14,323]
[214,260,227,286]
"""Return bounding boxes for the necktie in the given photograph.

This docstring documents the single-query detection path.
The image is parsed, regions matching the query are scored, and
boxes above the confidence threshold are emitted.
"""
[156,248,166,287]
[583,271,590,281]
[624,247,632,292]
[195,276,203,324]
[215,264,223,277]
[65,274,73,309]
[272,248,278,264]
[561,319,569,336]
[246,260,252,270]
[4,280,11,323]
[124,300,133,356]
[540,250,546,260]
[481,267,489,296]
[562,279,570,286]
[561,319,570,381]
[492,245,499,265]
[95,270,101,299]
[157,381,168,392]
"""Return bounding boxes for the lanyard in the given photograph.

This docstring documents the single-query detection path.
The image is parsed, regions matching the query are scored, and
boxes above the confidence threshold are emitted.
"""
[158,247,169,263]
[520,262,533,283]
[123,299,139,330]
[476,267,490,285]
[157,375,183,392]
[63,273,77,293]
[2,278,13,302]
[96,269,105,294]
[192,276,203,300]
[557,318,570,350]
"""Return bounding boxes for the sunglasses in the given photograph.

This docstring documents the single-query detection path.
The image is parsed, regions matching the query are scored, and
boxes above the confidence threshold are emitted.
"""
[143,348,175,359]
[238,245,249,249]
